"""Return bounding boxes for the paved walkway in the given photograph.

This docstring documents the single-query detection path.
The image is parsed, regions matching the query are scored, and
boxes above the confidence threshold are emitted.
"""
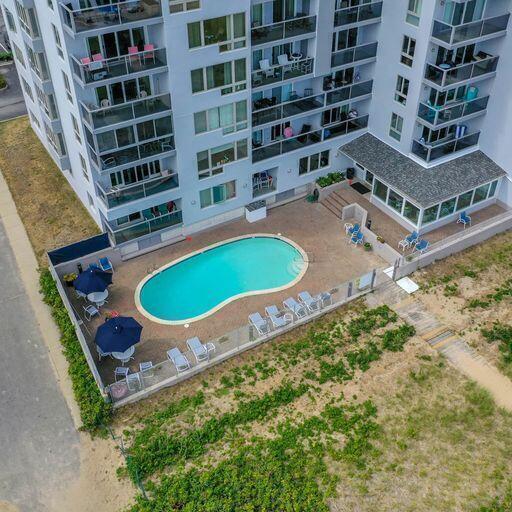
[0,218,80,511]
[0,63,26,121]
[368,276,512,412]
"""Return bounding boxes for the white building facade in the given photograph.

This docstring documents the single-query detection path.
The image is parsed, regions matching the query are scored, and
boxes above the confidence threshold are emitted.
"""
[1,0,511,255]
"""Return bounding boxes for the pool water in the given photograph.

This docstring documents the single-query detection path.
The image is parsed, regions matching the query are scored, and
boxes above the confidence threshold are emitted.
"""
[136,236,306,324]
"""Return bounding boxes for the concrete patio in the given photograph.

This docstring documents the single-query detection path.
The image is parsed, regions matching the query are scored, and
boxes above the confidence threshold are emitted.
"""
[68,198,385,385]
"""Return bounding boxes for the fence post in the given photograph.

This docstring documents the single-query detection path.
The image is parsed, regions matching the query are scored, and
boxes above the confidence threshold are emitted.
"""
[347,281,353,298]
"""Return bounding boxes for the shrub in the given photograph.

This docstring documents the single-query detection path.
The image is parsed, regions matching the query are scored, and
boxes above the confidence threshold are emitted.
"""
[0,51,12,61]
[316,172,345,188]
[39,269,112,432]
[0,74,6,89]
[482,323,512,366]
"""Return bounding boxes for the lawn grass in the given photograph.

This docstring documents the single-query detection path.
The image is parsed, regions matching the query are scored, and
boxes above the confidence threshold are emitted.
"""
[0,116,99,266]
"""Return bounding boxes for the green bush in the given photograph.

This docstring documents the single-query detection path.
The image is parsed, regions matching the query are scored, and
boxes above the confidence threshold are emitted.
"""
[0,51,12,61]
[316,172,345,188]
[482,322,512,366]
[39,269,112,432]
[0,74,6,89]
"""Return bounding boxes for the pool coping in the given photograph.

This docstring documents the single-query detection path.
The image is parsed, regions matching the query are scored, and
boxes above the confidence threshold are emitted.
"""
[134,233,309,325]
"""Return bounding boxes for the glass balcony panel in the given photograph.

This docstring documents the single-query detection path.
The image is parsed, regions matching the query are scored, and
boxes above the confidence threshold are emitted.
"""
[323,115,368,140]
[62,0,162,34]
[418,96,489,125]
[251,23,284,45]
[331,42,377,68]
[334,1,382,27]
[74,48,167,85]
[425,57,498,87]
[284,15,316,38]
[251,58,313,88]
[412,132,480,163]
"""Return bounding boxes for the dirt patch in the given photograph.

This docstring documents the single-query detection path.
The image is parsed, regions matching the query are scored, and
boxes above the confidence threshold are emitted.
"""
[0,117,99,265]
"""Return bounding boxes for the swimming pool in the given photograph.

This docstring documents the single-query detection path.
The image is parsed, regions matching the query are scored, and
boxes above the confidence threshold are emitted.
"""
[135,234,308,324]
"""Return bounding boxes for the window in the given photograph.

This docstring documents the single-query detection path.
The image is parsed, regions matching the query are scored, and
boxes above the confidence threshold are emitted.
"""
[45,124,67,156]
[374,180,388,202]
[188,13,246,51]
[21,77,33,101]
[403,201,420,224]
[191,58,247,95]
[401,36,416,67]
[62,71,73,103]
[473,183,490,203]
[80,154,89,181]
[199,180,236,208]
[299,151,330,175]
[194,100,247,135]
[47,0,54,10]
[36,87,58,119]
[489,180,498,197]
[439,197,456,218]
[170,0,200,14]
[110,160,161,187]
[71,114,81,144]
[394,75,409,105]
[52,24,63,59]
[4,8,16,32]
[197,139,248,179]
[29,110,40,128]
[87,192,95,210]
[387,189,404,214]
[456,190,473,211]
[389,113,403,141]
[26,47,49,80]
[422,204,439,224]
[406,0,422,26]
[15,1,39,38]
[332,28,358,52]
[13,42,25,67]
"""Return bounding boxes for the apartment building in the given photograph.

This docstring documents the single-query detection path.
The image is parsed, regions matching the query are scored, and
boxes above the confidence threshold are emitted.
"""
[1,0,511,255]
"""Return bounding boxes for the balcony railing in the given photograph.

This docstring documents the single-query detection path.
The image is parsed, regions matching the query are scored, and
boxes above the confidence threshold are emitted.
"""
[251,15,317,45]
[424,55,498,88]
[71,48,167,85]
[106,210,183,245]
[411,131,480,163]
[94,135,174,171]
[252,114,368,163]
[60,0,162,34]
[81,93,172,130]
[331,42,378,68]
[417,95,489,126]
[252,58,314,88]
[252,80,373,127]
[334,1,383,27]
[431,13,509,46]
[97,173,179,209]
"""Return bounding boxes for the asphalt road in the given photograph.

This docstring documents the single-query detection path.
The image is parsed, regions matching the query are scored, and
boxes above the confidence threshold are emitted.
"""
[0,219,79,512]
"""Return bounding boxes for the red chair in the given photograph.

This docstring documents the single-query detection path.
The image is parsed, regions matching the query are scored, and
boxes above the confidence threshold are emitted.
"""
[143,44,155,64]
[128,45,139,66]
[80,56,92,66]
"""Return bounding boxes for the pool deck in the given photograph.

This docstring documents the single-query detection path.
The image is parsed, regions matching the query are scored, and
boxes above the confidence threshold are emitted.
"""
[69,199,385,385]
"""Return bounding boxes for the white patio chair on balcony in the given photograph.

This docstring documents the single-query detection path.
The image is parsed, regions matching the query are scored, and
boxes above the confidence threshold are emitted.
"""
[277,54,292,73]
[259,59,274,79]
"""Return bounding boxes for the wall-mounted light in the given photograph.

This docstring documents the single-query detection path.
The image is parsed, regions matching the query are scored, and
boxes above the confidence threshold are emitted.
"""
[191,200,196,205]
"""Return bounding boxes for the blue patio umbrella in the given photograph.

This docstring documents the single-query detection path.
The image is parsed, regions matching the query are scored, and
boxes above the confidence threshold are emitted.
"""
[74,268,113,295]
[95,316,143,353]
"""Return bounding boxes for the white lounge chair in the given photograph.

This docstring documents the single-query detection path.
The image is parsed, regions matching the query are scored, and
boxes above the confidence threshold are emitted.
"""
[249,312,270,336]
[277,54,292,73]
[259,59,274,78]
[186,336,209,363]
[167,347,191,373]
[283,297,308,319]
[298,291,321,312]
[96,344,111,361]
[265,305,293,329]
[319,291,332,308]
[83,304,99,321]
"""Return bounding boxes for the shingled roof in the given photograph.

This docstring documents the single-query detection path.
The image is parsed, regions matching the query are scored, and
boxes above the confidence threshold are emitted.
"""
[340,133,506,208]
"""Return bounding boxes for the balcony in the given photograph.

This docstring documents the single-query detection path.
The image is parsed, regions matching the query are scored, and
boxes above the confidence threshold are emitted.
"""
[106,209,183,245]
[71,48,167,85]
[252,93,324,126]
[252,58,314,88]
[424,55,498,88]
[60,0,162,34]
[411,131,480,163]
[334,1,383,27]
[97,173,179,209]
[331,42,378,69]
[417,95,489,127]
[252,114,368,163]
[251,15,317,46]
[325,79,373,105]
[95,136,174,171]
[431,14,509,47]
[81,93,171,130]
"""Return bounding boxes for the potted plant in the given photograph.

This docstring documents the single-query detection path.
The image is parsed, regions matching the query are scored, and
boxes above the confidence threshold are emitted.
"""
[314,171,346,201]
[363,242,372,251]
[376,236,385,245]
[63,273,77,287]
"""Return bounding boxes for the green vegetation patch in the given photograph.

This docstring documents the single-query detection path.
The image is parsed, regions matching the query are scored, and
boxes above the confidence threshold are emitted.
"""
[40,269,112,432]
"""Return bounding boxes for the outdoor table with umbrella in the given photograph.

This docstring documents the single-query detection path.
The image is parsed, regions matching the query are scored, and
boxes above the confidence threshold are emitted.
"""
[74,268,112,306]
[95,316,142,364]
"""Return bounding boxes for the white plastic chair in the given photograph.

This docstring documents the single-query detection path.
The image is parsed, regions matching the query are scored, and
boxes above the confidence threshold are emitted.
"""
[114,366,129,381]
[83,304,99,321]
[277,54,292,73]
[259,59,274,78]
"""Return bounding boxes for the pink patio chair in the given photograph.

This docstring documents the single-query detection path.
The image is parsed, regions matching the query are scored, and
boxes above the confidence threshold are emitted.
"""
[143,44,155,64]
[80,56,92,67]
[92,53,104,62]
[128,45,140,66]
[283,126,293,138]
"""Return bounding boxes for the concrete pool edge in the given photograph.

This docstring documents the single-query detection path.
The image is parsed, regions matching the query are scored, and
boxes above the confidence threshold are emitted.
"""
[134,233,309,325]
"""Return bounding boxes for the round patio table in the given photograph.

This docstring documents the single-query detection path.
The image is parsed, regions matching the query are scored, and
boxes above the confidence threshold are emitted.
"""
[111,345,135,363]
[87,289,109,304]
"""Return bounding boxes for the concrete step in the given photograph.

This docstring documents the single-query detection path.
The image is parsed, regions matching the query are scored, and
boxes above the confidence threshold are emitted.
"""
[320,200,341,218]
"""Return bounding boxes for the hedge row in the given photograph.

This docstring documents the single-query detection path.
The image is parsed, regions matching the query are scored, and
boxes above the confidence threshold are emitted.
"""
[39,268,112,432]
